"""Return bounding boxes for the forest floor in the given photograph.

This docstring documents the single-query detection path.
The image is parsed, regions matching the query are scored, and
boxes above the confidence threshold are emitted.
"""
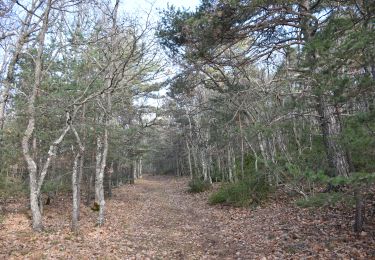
[0,174,374,259]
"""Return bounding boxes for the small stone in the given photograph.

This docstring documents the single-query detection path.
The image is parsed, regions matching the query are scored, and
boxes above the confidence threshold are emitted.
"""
[360,231,367,236]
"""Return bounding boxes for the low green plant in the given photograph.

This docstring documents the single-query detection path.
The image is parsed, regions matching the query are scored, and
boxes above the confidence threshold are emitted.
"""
[188,178,212,193]
[296,192,354,208]
[0,174,27,198]
[209,172,271,207]
[41,174,72,194]
[210,168,223,183]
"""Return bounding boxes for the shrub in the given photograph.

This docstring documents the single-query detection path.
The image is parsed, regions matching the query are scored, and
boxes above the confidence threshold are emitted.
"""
[210,169,223,183]
[209,173,271,207]
[296,192,354,208]
[188,178,212,193]
[0,174,27,198]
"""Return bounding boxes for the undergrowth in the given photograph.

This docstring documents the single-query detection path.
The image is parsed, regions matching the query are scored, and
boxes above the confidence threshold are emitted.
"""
[0,174,27,198]
[209,173,271,207]
[296,192,355,208]
[188,179,212,193]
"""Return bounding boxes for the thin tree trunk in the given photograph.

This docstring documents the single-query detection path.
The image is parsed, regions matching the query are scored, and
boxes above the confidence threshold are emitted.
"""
[227,145,233,182]
[244,135,258,172]
[93,0,119,226]
[21,0,53,231]
[108,162,113,198]
[86,169,94,206]
[77,104,86,220]
[130,159,136,184]
[201,150,208,181]
[186,140,193,179]
[77,153,83,220]
[293,120,302,155]
[354,187,365,233]
[217,156,224,181]
[239,114,245,179]
[95,120,108,226]
[138,157,142,179]
[71,125,84,231]
[72,151,81,232]
[231,146,237,182]
[207,151,213,184]
[258,133,269,168]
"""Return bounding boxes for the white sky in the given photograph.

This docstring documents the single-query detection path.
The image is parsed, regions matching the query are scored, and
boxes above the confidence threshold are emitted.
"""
[123,0,200,15]
[121,0,200,108]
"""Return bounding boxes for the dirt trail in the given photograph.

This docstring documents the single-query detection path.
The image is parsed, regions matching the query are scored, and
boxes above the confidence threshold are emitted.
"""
[0,175,373,259]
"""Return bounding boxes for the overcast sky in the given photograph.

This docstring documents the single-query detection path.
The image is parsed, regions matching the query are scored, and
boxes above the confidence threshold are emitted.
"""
[123,0,200,18]
[123,0,201,107]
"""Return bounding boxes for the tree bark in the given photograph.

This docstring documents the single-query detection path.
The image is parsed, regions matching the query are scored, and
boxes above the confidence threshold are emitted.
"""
[227,145,233,182]
[21,0,53,231]
[138,157,142,179]
[239,114,245,179]
[316,97,350,177]
[71,151,81,232]
[95,118,108,226]
[108,162,113,198]
[186,140,193,179]
[354,187,365,233]
[71,124,84,232]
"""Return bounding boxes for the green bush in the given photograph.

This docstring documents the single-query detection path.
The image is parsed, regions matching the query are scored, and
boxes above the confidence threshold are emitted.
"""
[209,173,271,207]
[211,169,223,183]
[188,178,212,193]
[296,192,354,208]
[0,174,27,198]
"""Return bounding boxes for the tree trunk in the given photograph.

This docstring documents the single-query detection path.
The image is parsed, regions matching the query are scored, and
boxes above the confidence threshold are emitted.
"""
[201,150,208,181]
[227,145,233,182]
[244,135,258,172]
[108,162,113,198]
[86,170,94,206]
[134,160,138,179]
[316,97,350,177]
[30,171,43,231]
[239,114,245,179]
[217,156,224,182]
[138,157,142,179]
[186,140,193,179]
[72,151,81,232]
[21,0,52,232]
[258,133,269,167]
[76,151,83,221]
[354,187,365,233]
[77,104,87,220]
[71,125,85,230]
[299,0,350,178]
[95,122,108,226]
[207,151,213,184]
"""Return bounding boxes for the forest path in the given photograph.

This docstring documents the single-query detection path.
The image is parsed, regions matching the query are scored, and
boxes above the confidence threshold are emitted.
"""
[0,175,279,259]
[115,174,260,259]
[1,174,373,259]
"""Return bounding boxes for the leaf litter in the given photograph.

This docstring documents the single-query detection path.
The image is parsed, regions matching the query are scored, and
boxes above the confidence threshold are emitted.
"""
[0,175,374,259]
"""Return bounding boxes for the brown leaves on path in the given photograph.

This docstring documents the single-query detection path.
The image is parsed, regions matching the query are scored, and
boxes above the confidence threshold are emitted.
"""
[0,175,374,259]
